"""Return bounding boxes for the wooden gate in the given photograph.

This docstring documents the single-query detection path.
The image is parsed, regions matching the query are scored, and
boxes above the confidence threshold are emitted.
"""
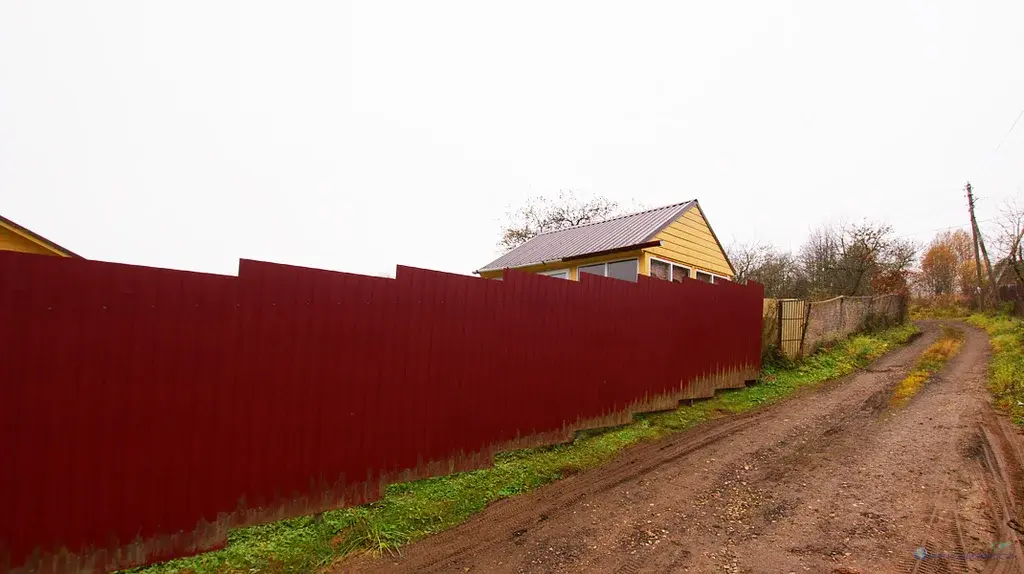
[778,299,808,358]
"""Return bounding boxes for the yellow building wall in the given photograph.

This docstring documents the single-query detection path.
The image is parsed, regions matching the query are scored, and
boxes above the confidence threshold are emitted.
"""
[0,225,59,256]
[646,206,733,278]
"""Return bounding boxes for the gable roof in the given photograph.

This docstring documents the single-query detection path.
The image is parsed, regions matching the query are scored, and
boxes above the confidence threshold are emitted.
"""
[0,214,81,258]
[478,200,695,273]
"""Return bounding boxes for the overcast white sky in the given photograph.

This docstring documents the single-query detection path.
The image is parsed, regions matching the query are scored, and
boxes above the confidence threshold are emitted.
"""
[1,2,1022,277]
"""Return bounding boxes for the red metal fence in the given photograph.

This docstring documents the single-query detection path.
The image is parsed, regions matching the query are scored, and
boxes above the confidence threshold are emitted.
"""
[0,251,763,573]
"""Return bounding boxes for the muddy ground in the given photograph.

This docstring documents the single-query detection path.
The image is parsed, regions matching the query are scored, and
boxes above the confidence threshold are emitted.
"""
[338,321,1024,573]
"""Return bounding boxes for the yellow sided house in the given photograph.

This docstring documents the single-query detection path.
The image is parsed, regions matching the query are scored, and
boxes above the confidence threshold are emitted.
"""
[0,214,80,258]
[476,200,735,284]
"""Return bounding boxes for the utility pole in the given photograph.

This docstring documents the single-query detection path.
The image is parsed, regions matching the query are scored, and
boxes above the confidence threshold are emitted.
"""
[980,222,997,299]
[967,181,997,307]
[967,182,985,305]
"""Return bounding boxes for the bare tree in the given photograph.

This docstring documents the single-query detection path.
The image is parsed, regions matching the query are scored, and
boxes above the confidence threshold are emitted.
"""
[995,198,1024,287]
[728,241,772,283]
[498,190,621,251]
[728,241,802,298]
[798,224,844,298]
[841,222,915,295]
[799,221,917,298]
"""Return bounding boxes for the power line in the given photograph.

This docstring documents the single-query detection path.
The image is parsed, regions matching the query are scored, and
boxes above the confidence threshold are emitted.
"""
[969,102,1024,183]
[895,218,996,238]
[994,104,1024,154]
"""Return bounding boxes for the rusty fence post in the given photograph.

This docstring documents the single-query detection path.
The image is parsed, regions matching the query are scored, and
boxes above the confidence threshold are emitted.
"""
[798,299,811,358]
[777,298,783,353]
[839,295,846,335]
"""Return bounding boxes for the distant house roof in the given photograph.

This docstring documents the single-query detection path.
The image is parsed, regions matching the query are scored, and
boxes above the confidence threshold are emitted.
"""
[478,200,695,273]
[0,214,81,258]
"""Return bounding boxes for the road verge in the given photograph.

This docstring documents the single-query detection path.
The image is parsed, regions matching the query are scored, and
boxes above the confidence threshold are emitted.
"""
[967,313,1024,425]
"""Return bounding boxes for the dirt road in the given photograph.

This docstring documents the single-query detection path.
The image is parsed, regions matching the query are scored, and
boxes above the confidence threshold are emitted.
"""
[340,321,1024,573]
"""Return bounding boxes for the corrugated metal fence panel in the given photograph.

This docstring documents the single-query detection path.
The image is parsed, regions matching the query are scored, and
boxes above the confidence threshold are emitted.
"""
[0,251,763,573]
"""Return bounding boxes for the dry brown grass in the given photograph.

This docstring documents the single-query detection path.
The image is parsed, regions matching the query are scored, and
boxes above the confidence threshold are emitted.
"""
[890,326,963,407]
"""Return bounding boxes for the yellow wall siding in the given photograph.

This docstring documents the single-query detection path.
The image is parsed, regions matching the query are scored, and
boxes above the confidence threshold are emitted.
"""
[478,250,645,281]
[0,226,57,256]
[648,207,733,277]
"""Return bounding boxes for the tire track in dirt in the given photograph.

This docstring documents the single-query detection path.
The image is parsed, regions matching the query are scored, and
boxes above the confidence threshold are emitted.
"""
[336,321,1024,574]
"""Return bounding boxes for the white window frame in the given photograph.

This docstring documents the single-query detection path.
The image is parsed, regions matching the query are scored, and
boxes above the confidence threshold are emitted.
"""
[690,270,732,284]
[694,270,714,283]
[575,258,639,281]
[539,268,570,280]
[649,256,692,282]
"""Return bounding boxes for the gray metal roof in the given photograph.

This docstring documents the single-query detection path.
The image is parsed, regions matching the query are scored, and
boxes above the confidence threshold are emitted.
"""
[478,200,695,272]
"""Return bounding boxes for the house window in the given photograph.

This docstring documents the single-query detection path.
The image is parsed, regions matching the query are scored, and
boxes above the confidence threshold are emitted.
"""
[576,258,638,282]
[695,271,713,283]
[672,265,690,283]
[650,257,690,283]
[607,259,638,281]
[650,259,670,280]
[539,269,570,280]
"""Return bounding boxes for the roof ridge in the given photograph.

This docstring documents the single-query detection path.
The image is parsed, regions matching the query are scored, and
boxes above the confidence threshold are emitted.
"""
[532,200,693,237]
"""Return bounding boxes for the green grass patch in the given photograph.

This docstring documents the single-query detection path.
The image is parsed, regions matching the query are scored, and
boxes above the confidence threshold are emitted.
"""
[890,325,963,407]
[910,303,971,320]
[967,312,1024,425]
[127,322,919,574]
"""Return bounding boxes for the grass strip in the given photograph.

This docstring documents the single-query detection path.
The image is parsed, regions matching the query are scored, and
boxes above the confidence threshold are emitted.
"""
[890,325,963,407]
[967,313,1024,425]
[909,304,971,320]
[129,322,919,574]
